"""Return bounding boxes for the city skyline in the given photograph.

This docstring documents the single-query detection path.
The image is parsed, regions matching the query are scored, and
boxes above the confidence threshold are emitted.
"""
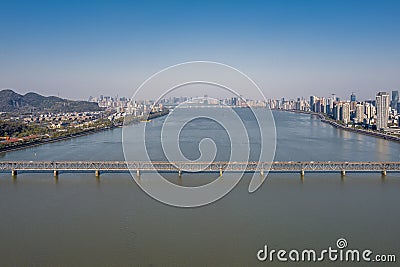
[1,0,400,100]
[2,87,399,104]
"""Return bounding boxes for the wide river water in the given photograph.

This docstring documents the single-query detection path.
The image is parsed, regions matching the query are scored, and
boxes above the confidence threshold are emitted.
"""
[0,110,399,266]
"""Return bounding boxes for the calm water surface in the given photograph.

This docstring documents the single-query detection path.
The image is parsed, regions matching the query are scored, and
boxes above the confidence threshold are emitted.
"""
[0,110,399,266]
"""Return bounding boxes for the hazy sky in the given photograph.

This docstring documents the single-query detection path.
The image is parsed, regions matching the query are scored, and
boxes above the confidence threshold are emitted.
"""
[0,0,399,101]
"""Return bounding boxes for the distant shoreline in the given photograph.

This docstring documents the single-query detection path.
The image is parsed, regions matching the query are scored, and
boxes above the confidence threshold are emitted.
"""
[275,109,400,143]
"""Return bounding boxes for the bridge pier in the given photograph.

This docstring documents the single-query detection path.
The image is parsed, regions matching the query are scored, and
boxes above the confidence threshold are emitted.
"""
[178,170,182,178]
[341,170,346,176]
[381,170,387,176]
[260,170,264,176]
[54,170,59,177]
[300,169,305,177]
[136,169,140,177]
[219,168,223,177]
[11,170,17,177]
[95,170,100,178]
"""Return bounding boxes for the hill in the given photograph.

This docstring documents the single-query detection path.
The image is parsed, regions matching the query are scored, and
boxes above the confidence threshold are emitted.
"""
[0,89,102,113]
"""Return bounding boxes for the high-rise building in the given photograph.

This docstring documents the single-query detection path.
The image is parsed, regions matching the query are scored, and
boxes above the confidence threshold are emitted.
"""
[391,90,399,109]
[355,103,364,123]
[310,96,316,112]
[327,98,334,115]
[350,92,356,102]
[376,92,390,130]
[321,97,326,113]
[231,97,238,106]
[364,103,372,119]
[341,102,351,124]
[315,99,323,113]
[350,93,357,116]
[333,102,341,121]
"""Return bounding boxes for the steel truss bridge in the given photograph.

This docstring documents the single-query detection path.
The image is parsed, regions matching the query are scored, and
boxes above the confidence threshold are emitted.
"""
[1,161,400,177]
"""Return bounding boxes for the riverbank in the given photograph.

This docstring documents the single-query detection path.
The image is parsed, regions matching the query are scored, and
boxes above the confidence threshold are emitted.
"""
[275,109,400,143]
[0,109,170,153]
[0,126,115,153]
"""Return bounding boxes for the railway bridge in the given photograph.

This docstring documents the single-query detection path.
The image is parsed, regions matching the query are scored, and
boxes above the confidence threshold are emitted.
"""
[1,161,399,178]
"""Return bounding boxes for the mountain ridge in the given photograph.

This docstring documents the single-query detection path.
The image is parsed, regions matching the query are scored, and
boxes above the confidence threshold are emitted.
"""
[0,89,102,113]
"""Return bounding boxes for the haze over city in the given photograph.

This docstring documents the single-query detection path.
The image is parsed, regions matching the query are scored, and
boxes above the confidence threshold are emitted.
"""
[1,0,399,100]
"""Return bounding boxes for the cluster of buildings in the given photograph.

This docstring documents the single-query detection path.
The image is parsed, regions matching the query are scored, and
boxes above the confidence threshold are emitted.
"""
[89,95,164,120]
[161,96,267,108]
[89,90,400,132]
[89,95,267,116]
[272,91,399,131]
[4,111,105,131]
[0,111,108,145]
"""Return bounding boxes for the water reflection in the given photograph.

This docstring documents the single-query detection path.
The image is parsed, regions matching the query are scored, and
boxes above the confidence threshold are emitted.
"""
[375,139,390,161]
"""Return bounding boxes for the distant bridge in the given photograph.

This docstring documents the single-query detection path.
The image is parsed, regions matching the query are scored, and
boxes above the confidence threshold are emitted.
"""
[1,161,400,177]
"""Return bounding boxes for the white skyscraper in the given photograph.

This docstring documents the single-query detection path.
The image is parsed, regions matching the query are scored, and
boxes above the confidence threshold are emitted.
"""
[355,103,364,123]
[376,92,390,130]
[341,102,351,124]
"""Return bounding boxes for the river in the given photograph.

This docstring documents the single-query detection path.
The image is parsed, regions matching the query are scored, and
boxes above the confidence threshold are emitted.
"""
[0,110,399,266]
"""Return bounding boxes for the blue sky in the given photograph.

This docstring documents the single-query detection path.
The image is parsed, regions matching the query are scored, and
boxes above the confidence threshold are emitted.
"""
[0,0,399,100]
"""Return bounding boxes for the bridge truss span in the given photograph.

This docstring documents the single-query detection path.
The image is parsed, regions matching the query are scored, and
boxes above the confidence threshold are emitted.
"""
[1,161,400,176]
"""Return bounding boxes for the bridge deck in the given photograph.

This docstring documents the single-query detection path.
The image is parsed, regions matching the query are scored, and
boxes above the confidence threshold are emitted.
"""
[1,161,400,174]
